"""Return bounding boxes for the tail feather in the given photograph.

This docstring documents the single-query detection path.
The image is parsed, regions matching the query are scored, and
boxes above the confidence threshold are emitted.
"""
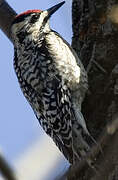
[72,108,96,162]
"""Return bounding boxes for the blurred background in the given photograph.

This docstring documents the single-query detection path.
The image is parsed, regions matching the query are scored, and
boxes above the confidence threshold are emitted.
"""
[0,0,72,179]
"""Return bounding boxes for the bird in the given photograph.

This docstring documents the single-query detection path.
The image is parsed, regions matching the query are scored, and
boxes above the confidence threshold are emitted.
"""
[11,1,95,164]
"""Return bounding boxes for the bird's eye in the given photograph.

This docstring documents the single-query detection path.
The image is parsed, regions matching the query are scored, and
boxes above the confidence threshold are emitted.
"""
[30,14,39,24]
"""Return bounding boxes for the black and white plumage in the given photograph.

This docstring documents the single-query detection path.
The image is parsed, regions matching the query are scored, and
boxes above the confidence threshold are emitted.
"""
[11,1,94,164]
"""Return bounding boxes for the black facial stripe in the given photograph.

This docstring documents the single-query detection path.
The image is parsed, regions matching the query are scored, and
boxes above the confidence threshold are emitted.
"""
[12,13,40,25]
[39,16,49,31]
[30,14,40,24]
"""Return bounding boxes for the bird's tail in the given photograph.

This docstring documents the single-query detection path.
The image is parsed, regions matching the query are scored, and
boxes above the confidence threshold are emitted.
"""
[72,109,97,162]
[71,109,103,176]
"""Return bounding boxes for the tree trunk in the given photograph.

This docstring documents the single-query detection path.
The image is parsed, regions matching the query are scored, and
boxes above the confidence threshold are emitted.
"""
[71,0,118,179]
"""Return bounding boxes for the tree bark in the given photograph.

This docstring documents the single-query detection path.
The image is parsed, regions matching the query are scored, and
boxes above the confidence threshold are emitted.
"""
[71,0,118,179]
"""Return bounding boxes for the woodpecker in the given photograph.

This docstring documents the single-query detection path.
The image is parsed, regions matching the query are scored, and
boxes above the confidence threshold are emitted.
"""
[11,1,94,164]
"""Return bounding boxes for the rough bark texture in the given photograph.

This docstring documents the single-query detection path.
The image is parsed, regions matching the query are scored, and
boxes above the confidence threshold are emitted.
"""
[71,0,118,179]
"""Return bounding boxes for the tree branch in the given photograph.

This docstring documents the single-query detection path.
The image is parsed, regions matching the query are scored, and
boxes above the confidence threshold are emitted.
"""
[0,1,17,179]
[0,153,16,180]
[0,0,16,41]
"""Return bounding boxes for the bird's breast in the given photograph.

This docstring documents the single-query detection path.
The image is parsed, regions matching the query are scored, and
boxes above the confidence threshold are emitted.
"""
[45,32,81,90]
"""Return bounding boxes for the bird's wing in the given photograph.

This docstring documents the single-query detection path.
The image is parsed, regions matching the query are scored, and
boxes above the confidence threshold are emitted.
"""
[14,49,74,162]
[41,74,73,143]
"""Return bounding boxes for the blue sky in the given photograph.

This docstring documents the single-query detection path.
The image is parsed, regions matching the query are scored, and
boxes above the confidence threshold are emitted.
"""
[0,0,72,179]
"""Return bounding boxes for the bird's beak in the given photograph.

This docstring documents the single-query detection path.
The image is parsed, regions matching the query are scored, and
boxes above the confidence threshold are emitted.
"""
[47,1,65,18]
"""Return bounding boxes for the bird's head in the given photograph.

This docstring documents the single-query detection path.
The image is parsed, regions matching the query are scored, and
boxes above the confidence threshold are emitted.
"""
[11,1,65,43]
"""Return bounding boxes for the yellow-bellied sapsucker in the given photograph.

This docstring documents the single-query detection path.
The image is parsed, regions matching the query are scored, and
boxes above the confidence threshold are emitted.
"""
[11,1,94,164]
